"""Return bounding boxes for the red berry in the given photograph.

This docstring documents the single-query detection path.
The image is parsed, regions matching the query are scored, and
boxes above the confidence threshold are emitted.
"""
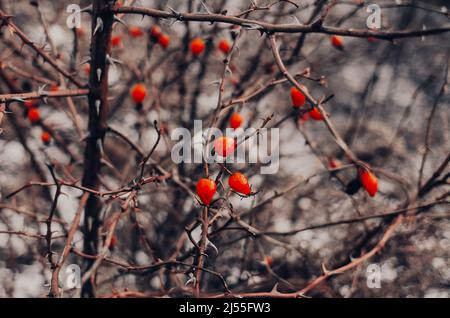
[84,63,91,76]
[359,168,378,197]
[158,33,170,49]
[196,178,217,206]
[328,158,342,169]
[228,172,251,196]
[108,234,117,251]
[229,113,243,129]
[24,99,38,109]
[129,26,144,38]
[331,35,344,50]
[41,131,51,144]
[290,86,306,108]
[50,84,59,92]
[27,107,40,123]
[191,37,205,55]
[214,136,236,157]
[111,35,122,47]
[264,256,273,267]
[218,39,230,54]
[131,83,147,104]
[75,26,86,37]
[150,25,162,40]
[308,108,324,121]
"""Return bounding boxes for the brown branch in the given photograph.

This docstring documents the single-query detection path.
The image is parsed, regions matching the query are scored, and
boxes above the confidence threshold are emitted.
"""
[113,5,450,39]
[0,89,89,103]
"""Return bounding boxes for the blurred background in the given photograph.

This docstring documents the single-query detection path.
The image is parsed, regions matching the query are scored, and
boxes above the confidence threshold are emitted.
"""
[0,0,449,297]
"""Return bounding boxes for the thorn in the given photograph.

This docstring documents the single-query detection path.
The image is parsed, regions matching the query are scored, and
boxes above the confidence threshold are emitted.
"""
[96,68,102,82]
[106,54,123,65]
[206,238,219,255]
[225,65,233,76]
[79,5,92,14]
[38,84,49,97]
[200,1,213,14]
[114,16,127,27]
[93,17,103,36]
[97,139,104,157]
[168,7,182,20]
[11,97,26,103]
[95,99,101,115]
[185,273,196,286]
[321,262,330,274]
[208,80,221,87]
[291,15,301,25]
[270,283,280,294]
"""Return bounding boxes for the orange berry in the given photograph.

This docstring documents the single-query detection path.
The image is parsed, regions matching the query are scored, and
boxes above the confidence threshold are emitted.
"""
[129,26,144,38]
[308,108,324,121]
[150,25,162,40]
[229,113,243,129]
[331,35,344,50]
[218,39,230,55]
[264,256,273,267]
[130,83,147,104]
[41,131,51,144]
[214,136,236,157]
[28,107,40,123]
[359,168,378,197]
[228,172,251,196]
[328,158,342,169]
[84,63,91,76]
[290,86,306,108]
[158,33,170,49]
[190,37,205,55]
[196,178,217,206]
[75,26,86,37]
[108,234,117,251]
[24,99,38,109]
[111,35,122,47]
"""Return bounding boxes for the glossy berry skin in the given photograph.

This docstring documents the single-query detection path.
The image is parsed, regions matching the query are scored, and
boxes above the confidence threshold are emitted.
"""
[196,178,217,206]
[331,35,344,50]
[218,39,230,54]
[359,168,378,197]
[158,33,170,48]
[111,35,122,47]
[290,87,306,108]
[41,131,51,144]
[228,172,251,195]
[308,108,324,121]
[27,107,40,123]
[230,113,243,129]
[131,83,147,104]
[129,26,144,38]
[191,37,205,55]
[214,136,236,157]
[150,25,162,40]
